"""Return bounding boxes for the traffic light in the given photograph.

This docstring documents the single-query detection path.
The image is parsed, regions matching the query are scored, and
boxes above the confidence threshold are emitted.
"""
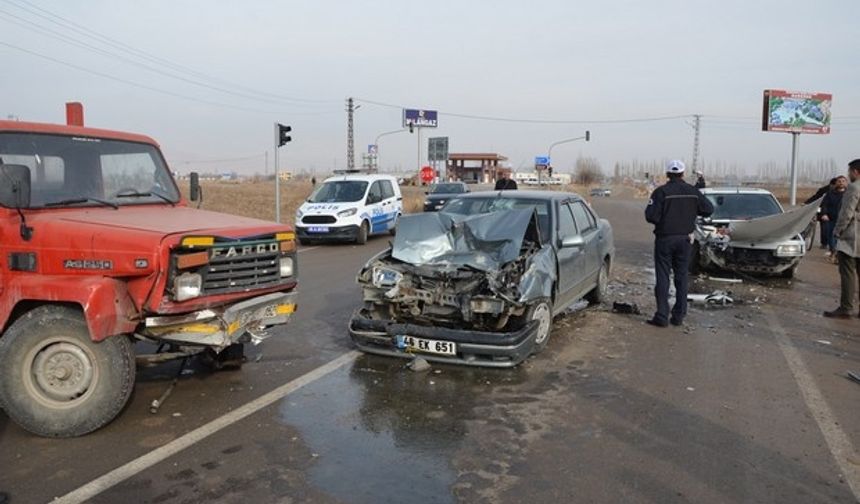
[278,124,292,147]
[548,166,553,177]
[585,130,591,142]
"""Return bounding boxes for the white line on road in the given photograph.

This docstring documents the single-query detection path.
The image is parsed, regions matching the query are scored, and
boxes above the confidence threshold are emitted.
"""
[764,308,860,500]
[298,246,320,253]
[53,350,361,504]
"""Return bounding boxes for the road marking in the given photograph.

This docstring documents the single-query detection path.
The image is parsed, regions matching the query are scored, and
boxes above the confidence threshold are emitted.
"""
[764,308,860,499]
[54,351,361,504]
[298,246,320,253]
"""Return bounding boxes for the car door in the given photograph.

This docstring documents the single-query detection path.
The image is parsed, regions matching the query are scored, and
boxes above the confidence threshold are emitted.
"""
[555,202,590,309]
[379,180,398,231]
[570,200,601,284]
[365,181,386,234]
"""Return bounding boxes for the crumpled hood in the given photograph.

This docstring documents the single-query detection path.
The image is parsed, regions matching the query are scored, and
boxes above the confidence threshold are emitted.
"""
[391,209,540,271]
[727,198,820,243]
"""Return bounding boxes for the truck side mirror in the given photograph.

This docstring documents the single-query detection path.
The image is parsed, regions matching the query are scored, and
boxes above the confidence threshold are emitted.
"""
[0,164,32,208]
[189,172,200,201]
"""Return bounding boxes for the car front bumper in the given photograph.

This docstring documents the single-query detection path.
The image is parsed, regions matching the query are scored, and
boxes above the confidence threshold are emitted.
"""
[348,309,539,368]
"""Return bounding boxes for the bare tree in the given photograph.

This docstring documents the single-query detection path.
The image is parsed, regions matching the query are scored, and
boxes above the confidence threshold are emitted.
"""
[575,157,603,186]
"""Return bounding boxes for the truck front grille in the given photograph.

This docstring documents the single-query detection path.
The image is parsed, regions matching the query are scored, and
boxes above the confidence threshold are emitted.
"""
[203,246,282,295]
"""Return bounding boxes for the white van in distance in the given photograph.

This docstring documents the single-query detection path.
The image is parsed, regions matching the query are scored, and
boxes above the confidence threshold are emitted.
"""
[295,174,403,245]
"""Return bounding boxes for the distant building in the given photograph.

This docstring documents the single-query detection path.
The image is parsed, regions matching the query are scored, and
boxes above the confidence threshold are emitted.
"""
[447,153,508,184]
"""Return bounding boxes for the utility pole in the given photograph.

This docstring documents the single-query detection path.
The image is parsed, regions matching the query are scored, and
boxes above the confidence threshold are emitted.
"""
[691,114,701,173]
[346,97,355,171]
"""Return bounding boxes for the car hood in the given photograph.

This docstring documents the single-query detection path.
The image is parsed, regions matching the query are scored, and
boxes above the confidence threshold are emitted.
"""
[724,201,819,243]
[391,209,543,272]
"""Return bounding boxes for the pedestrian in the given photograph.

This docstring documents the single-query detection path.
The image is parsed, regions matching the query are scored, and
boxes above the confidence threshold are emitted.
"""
[311,175,317,187]
[694,170,706,189]
[644,160,714,327]
[494,171,518,190]
[820,175,847,261]
[806,177,837,249]
[824,159,860,318]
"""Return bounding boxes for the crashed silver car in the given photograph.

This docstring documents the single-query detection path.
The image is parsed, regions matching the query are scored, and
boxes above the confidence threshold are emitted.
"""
[349,191,614,367]
[691,188,819,278]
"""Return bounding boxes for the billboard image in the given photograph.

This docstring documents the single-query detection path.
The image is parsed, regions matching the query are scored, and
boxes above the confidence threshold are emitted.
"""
[403,109,438,128]
[762,89,832,134]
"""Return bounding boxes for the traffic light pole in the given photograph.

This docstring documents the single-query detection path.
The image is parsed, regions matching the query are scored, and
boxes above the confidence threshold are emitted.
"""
[274,122,281,223]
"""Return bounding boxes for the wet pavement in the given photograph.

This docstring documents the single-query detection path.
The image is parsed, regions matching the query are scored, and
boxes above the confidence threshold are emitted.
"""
[2,190,859,503]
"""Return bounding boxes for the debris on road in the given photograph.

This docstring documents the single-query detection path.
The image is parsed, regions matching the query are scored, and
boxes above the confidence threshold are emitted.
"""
[612,302,641,315]
[407,357,431,372]
[815,340,832,346]
[687,291,734,306]
[847,371,860,385]
[707,276,743,284]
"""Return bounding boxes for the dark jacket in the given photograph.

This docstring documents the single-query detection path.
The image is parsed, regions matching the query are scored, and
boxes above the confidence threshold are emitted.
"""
[821,189,845,220]
[645,178,714,236]
[494,178,518,190]
[804,184,831,205]
[694,175,706,189]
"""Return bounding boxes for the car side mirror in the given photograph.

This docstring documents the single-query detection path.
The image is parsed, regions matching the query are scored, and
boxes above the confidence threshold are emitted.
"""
[0,164,31,208]
[561,234,585,249]
[189,172,200,201]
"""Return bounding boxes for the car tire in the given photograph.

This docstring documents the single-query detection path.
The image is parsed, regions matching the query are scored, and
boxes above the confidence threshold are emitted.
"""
[0,305,135,437]
[298,237,312,246]
[525,298,553,354]
[689,244,702,275]
[585,259,609,305]
[356,220,369,245]
[780,266,796,279]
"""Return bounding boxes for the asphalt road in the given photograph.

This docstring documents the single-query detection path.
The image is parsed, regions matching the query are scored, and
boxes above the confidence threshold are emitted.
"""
[2,190,859,504]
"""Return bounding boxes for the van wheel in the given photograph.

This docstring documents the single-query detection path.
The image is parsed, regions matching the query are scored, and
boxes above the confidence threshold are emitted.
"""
[298,237,312,246]
[0,306,135,437]
[356,220,369,245]
[585,259,609,305]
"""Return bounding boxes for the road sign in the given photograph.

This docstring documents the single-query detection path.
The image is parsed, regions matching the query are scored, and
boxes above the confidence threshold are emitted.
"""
[419,166,435,183]
[535,156,550,166]
[428,137,449,162]
[368,144,378,155]
[403,109,438,128]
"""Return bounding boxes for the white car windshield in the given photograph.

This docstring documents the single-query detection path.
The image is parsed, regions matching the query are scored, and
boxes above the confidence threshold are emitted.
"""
[309,181,368,203]
[706,193,782,220]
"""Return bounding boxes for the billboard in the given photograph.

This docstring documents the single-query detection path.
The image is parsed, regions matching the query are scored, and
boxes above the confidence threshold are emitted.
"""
[428,137,448,161]
[403,109,438,128]
[762,89,832,134]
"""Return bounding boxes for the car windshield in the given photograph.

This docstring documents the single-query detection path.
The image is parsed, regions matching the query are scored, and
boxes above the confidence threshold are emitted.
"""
[706,193,782,220]
[430,183,465,194]
[441,196,552,242]
[0,132,180,208]
[308,180,368,203]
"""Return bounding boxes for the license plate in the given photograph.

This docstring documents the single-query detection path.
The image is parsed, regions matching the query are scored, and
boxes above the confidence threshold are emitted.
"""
[396,335,456,356]
[307,226,329,233]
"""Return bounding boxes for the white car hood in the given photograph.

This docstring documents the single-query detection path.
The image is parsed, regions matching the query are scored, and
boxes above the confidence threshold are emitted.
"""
[726,200,820,243]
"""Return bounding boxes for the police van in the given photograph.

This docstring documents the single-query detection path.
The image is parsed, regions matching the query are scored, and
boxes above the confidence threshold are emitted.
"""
[295,174,403,245]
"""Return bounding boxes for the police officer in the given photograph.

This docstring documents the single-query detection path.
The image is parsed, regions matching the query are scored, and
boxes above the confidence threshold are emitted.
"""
[644,160,714,327]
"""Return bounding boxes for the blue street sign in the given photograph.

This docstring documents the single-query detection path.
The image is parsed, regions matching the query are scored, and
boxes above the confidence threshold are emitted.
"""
[535,156,550,165]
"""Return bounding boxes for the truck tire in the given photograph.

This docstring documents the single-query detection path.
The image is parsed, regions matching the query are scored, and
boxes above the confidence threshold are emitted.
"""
[0,306,135,437]
[585,259,609,305]
[356,220,369,245]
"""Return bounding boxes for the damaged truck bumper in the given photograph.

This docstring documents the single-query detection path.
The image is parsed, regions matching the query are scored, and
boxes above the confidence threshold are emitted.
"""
[142,291,298,350]
[348,308,539,368]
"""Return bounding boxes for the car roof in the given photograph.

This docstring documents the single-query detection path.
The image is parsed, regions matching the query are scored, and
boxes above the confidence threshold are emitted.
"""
[322,174,397,183]
[700,187,775,196]
[449,189,583,202]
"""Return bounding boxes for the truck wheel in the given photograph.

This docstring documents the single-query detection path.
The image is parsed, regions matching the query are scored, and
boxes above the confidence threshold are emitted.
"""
[526,298,553,354]
[0,306,135,437]
[356,220,369,245]
[585,259,609,305]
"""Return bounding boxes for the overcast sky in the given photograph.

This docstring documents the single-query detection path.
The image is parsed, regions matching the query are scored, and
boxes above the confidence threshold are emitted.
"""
[1,0,858,176]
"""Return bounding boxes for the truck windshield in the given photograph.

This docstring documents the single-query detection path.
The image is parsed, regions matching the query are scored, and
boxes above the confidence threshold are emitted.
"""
[706,193,782,220]
[308,181,368,203]
[0,132,180,208]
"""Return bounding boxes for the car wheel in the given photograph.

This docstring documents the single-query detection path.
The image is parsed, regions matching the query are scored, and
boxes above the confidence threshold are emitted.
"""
[585,259,609,305]
[526,298,553,354]
[689,244,702,275]
[298,237,312,246]
[780,266,796,279]
[356,220,369,245]
[0,306,135,437]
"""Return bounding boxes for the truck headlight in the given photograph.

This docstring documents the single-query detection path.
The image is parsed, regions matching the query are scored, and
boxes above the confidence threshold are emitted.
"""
[279,256,294,277]
[337,208,357,218]
[775,244,802,257]
[174,272,202,301]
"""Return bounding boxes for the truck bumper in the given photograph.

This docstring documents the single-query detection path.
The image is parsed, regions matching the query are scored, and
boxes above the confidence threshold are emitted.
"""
[348,309,538,368]
[142,291,297,350]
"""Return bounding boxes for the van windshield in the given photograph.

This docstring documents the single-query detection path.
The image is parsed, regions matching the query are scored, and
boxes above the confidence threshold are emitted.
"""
[308,181,368,203]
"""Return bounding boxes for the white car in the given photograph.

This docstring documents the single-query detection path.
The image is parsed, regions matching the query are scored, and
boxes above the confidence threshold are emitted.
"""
[295,174,402,245]
[691,187,814,278]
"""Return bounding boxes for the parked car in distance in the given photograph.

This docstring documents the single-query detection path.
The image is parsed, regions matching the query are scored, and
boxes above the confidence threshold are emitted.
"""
[691,187,813,278]
[423,182,469,211]
[590,187,612,197]
[349,190,615,367]
[295,174,402,245]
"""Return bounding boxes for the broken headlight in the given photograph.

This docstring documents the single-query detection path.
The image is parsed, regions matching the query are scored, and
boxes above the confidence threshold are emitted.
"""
[775,244,802,257]
[470,297,505,314]
[372,267,403,288]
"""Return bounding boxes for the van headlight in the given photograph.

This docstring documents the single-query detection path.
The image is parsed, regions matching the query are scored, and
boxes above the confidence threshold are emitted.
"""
[279,256,294,277]
[295,208,304,220]
[775,244,802,257]
[337,208,357,218]
[174,272,203,301]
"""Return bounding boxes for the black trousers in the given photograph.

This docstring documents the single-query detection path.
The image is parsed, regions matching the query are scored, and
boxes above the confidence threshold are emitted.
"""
[653,235,692,324]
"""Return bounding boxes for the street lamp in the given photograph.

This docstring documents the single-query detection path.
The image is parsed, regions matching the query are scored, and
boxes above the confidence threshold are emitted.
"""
[372,128,408,172]
[544,131,591,185]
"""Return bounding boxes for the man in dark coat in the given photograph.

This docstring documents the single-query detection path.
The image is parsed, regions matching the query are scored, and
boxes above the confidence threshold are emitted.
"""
[494,171,518,190]
[820,176,847,258]
[644,160,714,327]
[807,178,838,249]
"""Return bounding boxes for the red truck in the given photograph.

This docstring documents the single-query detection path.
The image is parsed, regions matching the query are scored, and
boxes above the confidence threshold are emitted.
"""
[0,111,298,437]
